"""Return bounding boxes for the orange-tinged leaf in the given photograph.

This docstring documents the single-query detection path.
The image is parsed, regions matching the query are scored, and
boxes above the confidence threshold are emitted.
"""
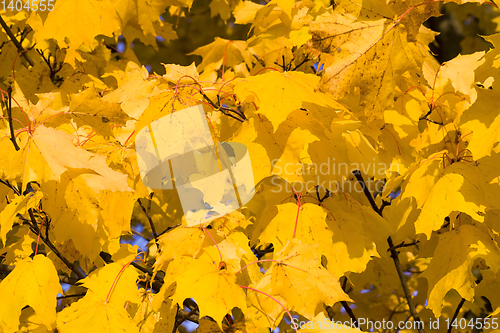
[421,224,500,317]
[166,256,247,325]
[0,255,62,332]
[266,239,351,319]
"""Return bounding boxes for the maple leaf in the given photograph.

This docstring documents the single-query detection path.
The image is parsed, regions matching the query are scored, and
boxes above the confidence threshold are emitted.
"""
[57,297,140,333]
[190,38,254,76]
[27,0,121,66]
[0,192,39,244]
[128,289,176,333]
[233,71,336,131]
[421,224,500,317]
[153,226,205,271]
[309,0,440,120]
[0,255,62,332]
[414,163,500,239]
[165,256,247,325]
[252,203,333,254]
[265,239,352,319]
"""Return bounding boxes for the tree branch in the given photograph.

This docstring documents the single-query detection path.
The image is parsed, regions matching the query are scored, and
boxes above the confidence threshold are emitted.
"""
[5,86,20,151]
[387,240,420,252]
[352,170,381,215]
[138,197,160,251]
[447,298,465,333]
[340,276,358,328]
[28,209,85,280]
[387,237,424,333]
[352,170,424,333]
[0,14,35,66]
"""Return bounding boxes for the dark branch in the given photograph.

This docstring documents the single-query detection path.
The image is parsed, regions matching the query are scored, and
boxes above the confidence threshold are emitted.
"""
[447,298,465,333]
[5,86,20,151]
[0,179,21,196]
[57,292,86,300]
[28,209,85,280]
[340,276,358,328]
[387,240,420,252]
[0,15,35,66]
[138,198,160,251]
[387,237,424,333]
[353,171,424,333]
[352,171,381,215]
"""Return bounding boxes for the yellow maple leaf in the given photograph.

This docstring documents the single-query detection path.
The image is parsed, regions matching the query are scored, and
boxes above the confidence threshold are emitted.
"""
[153,226,205,271]
[233,71,333,131]
[266,239,352,319]
[56,297,140,333]
[165,256,247,325]
[252,203,333,254]
[0,255,62,332]
[309,0,439,120]
[28,0,121,66]
[0,192,39,244]
[414,163,498,239]
[421,224,500,317]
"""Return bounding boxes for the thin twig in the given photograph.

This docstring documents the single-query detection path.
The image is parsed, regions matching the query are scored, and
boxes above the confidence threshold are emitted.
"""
[447,298,465,333]
[0,14,34,66]
[57,292,87,300]
[0,179,21,195]
[387,240,420,252]
[352,171,381,215]
[340,276,358,327]
[173,307,198,332]
[5,86,20,151]
[28,209,85,280]
[353,170,424,333]
[387,237,424,333]
[138,198,160,251]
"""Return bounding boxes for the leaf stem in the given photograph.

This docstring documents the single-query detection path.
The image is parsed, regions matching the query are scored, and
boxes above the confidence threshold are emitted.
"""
[201,226,224,269]
[0,15,35,66]
[238,285,298,333]
[233,259,278,276]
